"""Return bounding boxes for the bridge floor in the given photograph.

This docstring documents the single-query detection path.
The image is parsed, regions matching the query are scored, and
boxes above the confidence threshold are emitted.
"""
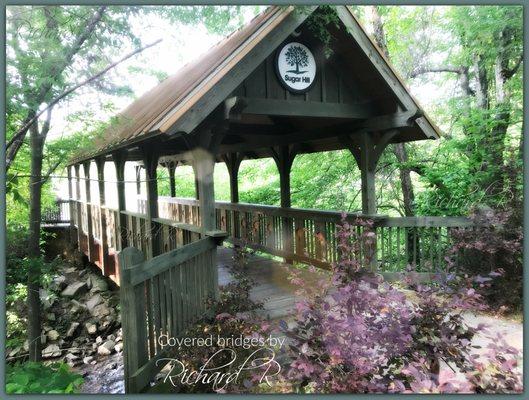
[216,246,327,321]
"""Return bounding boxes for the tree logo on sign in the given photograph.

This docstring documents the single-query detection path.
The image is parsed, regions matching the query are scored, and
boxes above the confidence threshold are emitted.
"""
[285,45,309,74]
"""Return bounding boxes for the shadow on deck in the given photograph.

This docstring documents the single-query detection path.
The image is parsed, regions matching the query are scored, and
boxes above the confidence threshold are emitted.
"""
[216,246,326,321]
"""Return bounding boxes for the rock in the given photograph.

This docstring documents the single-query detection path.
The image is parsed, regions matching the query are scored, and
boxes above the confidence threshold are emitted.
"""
[91,303,111,318]
[46,313,56,322]
[47,330,60,341]
[8,347,21,357]
[107,334,116,342]
[86,294,103,312]
[39,289,55,309]
[90,277,108,293]
[52,275,67,290]
[23,340,29,352]
[97,340,116,356]
[42,344,62,358]
[61,281,87,298]
[96,336,103,344]
[83,356,94,364]
[85,322,97,335]
[41,335,47,345]
[65,353,79,361]
[105,362,118,371]
[66,322,80,338]
[114,342,123,353]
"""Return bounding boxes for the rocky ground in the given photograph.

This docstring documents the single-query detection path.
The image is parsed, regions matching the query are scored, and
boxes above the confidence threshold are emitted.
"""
[6,252,125,393]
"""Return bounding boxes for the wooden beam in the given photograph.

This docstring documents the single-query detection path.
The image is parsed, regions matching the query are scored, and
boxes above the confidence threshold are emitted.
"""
[112,151,128,251]
[95,157,110,275]
[167,162,177,197]
[162,7,315,135]
[140,148,160,258]
[74,164,83,248]
[222,152,243,203]
[238,97,378,119]
[67,166,76,245]
[82,161,95,262]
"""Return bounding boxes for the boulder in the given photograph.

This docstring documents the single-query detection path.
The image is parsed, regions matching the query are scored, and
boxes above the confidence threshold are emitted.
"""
[46,313,56,322]
[42,344,62,358]
[114,342,123,353]
[66,322,80,338]
[85,293,103,312]
[90,277,109,293]
[61,281,87,298]
[85,322,97,335]
[91,303,111,318]
[83,356,94,365]
[39,289,55,309]
[47,330,60,341]
[97,340,115,356]
[52,275,67,290]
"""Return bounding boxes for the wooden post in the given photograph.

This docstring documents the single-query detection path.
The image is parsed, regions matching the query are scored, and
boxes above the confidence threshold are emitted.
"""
[113,152,128,251]
[74,164,83,248]
[272,145,296,263]
[67,166,76,245]
[223,152,242,203]
[135,165,142,211]
[167,162,177,198]
[191,135,220,299]
[96,157,110,275]
[118,247,148,393]
[83,161,95,261]
[192,164,200,200]
[141,149,160,259]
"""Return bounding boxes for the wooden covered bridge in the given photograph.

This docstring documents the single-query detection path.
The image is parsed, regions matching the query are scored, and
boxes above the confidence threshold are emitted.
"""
[61,5,472,392]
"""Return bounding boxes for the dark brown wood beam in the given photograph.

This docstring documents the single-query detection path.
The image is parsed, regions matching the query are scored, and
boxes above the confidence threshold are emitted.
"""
[238,96,379,119]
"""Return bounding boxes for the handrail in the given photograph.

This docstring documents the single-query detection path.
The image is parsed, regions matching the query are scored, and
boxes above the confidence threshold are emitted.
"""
[125,236,216,286]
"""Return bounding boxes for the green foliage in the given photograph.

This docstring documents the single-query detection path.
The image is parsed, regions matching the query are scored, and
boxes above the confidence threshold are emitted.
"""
[6,362,84,394]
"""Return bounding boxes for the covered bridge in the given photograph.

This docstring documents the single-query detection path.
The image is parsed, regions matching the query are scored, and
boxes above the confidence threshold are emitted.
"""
[63,5,471,392]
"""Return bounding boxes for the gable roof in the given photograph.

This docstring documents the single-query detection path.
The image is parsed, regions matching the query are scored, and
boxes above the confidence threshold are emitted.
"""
[70,5,441,165]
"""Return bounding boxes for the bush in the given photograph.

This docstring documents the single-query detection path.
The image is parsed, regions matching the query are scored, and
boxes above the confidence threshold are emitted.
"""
[447,205,522,313]
[278,215,522,394]
[6,362,84,394]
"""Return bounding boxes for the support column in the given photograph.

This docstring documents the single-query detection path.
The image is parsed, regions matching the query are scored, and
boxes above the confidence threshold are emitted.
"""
[192,165,200,200]
[272,145,296,263]
[141,150,160,259]
[167,162,177,198]
[113,152,128,252]
[223,152,242,203]
[135,165,142,211]
[96,157,110,275]
[359,133,376,215]
[74,164,83,249]
[192,149,216,232]
[83,161,95,262]
[67,166,76,245]
[347,131,398,270]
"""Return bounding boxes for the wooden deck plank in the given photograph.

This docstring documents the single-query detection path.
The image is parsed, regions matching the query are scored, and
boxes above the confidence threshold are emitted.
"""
[216,246,328,321]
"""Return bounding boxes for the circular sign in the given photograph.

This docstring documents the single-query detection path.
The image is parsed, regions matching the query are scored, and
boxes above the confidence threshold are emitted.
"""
[276,42,316,93]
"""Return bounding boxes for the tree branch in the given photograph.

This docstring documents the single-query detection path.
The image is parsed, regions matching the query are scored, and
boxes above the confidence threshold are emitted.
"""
[409,65,475,97]
[6,39,162,172]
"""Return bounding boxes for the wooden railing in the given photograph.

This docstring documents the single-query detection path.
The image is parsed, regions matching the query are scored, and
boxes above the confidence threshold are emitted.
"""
[119,236,218,392]
[153,197,473,275]
[42,199,71,224]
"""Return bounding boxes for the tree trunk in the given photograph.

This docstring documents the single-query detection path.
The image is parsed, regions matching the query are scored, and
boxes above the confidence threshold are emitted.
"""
[369,6,417,217]
[27,120,44,362]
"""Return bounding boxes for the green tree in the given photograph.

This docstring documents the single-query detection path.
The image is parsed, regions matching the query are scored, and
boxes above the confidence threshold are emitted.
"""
[5,5,248,363]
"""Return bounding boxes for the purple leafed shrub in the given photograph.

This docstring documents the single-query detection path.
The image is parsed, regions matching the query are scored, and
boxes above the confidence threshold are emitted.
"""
[447,206,523,313]
[279,215,522,394]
